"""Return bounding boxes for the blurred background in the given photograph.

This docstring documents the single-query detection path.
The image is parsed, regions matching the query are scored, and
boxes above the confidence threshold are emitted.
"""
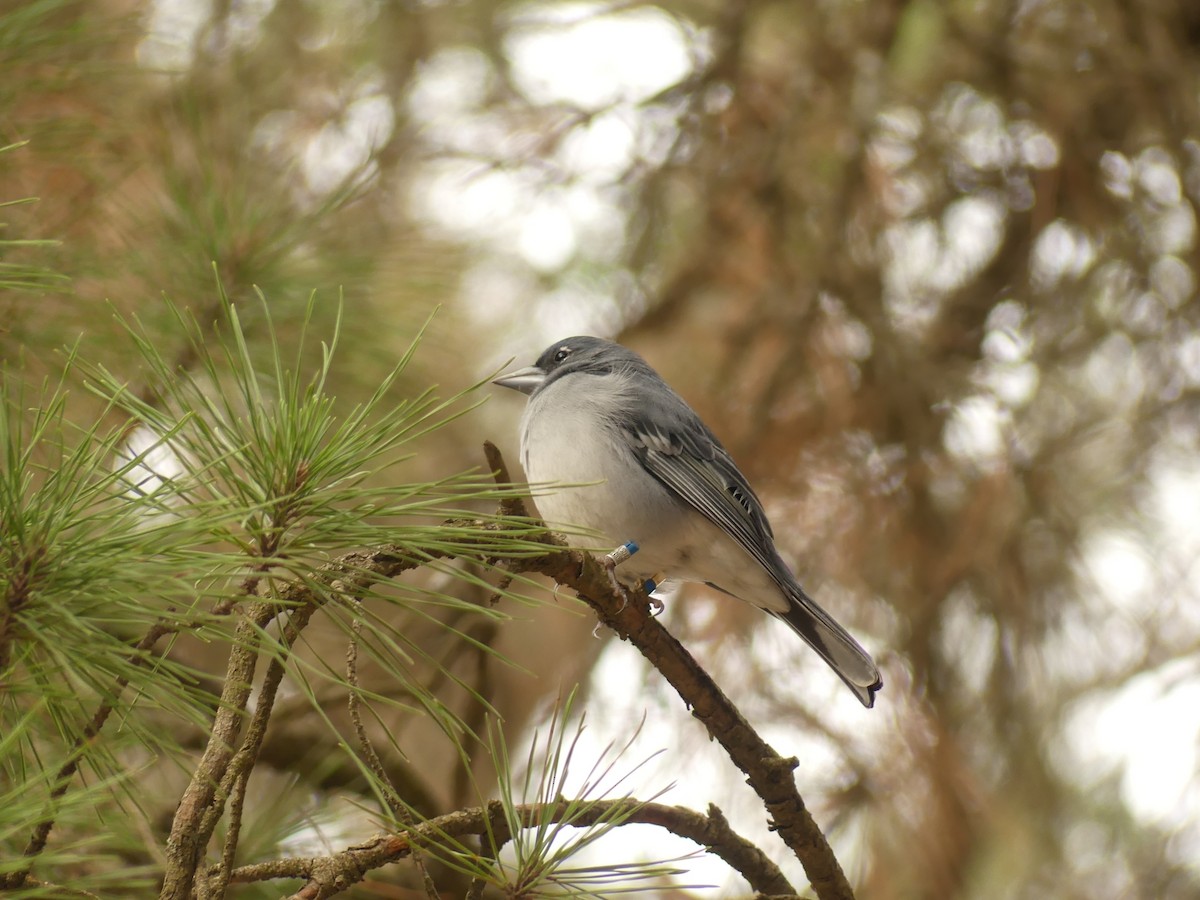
[4,0,1200,897]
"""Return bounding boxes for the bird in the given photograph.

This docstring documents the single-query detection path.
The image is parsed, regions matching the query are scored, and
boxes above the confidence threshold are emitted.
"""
[493,336,882,708]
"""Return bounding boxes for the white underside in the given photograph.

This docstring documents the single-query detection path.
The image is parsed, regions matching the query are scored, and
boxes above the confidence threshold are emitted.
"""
[520,373,787,612]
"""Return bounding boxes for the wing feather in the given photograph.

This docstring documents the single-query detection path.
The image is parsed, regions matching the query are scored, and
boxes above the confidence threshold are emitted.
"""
[604,365,881,706]
[626,421,784,586]
[619,403,883,706]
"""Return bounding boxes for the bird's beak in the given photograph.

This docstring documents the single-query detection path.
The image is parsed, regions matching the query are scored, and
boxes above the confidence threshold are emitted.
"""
[492,365,547,395]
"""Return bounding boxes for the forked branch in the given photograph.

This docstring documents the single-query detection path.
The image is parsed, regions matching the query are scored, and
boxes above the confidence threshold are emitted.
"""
[155,441,854,899]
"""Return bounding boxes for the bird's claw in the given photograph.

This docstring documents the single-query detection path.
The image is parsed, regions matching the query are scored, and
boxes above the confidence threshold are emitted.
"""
[603,541,640,611]
[602,542,665,616]
[602,555,633,611]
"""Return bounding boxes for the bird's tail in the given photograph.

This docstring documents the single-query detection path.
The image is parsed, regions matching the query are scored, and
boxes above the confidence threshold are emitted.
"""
[772,585,882,708]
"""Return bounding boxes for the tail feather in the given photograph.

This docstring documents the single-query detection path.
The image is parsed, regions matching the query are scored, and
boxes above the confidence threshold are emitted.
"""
[772,586,882,708]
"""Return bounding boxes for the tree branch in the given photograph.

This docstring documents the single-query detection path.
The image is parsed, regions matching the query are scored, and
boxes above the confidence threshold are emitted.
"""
[345,608,440,899]
[483,442,858,900]
[160,540,445,898]
[156,440,854,899]
[161,600,277,900]
[0,619,177,890]
[221,798,793,898]
[197,597,324,899]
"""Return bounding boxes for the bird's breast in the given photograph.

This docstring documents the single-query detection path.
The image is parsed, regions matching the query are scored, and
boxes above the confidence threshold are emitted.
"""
[519,377,682,574]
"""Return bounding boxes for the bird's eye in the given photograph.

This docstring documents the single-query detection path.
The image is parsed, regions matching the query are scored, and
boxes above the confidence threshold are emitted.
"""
[553,347,571,363]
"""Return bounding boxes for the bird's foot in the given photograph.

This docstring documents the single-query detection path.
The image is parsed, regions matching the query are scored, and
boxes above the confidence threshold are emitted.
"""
[647,593,665,616]
[601,542,664,615]
[603,541,639,611]
[603,559,634,611]
[641,573,665,615]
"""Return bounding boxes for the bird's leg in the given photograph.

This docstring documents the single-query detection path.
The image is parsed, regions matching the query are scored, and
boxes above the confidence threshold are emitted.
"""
[643,575,665,616]
[602,542,665,614]
[603,541,638,610]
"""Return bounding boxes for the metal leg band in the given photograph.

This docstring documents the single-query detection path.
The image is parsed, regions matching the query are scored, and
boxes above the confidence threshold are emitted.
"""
[605,541,639,568]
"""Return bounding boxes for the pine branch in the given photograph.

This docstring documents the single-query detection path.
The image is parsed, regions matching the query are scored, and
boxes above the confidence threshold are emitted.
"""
[157,441,855,899]
[161,600,281,900]
[0,618,178,890]
[196,596,324,900]
[221,798,793,898]
[161,549,420,899]
[485,443,858,900]
[159,539,523,897]
[344,609,440,900]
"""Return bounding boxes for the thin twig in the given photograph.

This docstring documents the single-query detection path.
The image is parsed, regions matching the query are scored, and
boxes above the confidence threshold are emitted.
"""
[345,605,440,900]
[193,596,324,898]
[0,619,176,890]
[1,587,249,892]
[454,569,505,810]
[161,545,445,899]
[346,611,405,815]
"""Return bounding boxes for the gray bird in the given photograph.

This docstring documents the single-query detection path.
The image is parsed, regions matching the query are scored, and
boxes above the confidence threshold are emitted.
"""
[493,336,882,707]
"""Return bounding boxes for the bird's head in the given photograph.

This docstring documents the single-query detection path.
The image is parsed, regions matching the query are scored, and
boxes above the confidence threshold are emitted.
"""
[492,336,641,396]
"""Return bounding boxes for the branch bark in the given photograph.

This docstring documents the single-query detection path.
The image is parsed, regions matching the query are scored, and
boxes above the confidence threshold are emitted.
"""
[222,798,793,898]
[161,549,424,899]
[156,441,855,900]
[485,443,858,900]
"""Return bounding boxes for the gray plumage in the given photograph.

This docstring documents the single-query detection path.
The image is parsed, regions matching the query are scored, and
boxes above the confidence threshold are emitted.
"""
[494,336,882,707]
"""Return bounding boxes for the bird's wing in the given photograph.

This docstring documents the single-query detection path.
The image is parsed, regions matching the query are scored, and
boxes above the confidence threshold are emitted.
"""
[618,388,787,586]
[618,380,883,708]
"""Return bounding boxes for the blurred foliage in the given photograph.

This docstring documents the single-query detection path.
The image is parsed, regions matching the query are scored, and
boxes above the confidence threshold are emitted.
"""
[2,0,1200,897]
